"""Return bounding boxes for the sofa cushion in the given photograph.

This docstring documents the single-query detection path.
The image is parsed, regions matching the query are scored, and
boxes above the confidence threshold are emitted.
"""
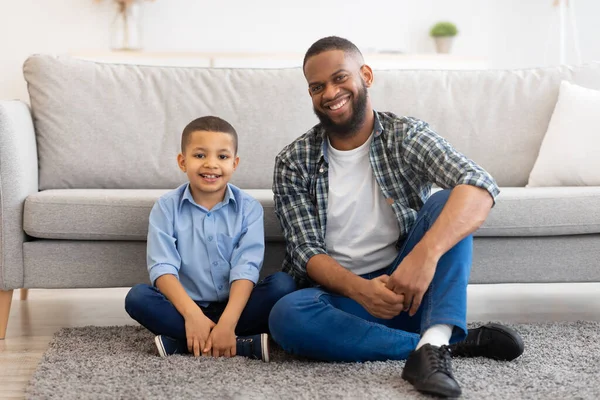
[24,55,313,191]
[24,190,164,240]
[479,187,600,236]
[24,187,600,241]
[23,189,282,241]
[24,55,600,190]
[527,81,600,187]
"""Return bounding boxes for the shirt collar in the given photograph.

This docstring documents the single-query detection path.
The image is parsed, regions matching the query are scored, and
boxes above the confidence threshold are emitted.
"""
[180,183,237,212]
[320,110,383,163]
[373,110,384,137]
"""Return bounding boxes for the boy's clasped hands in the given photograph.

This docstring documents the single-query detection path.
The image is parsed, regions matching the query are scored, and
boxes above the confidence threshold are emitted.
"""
[185,308,237,358]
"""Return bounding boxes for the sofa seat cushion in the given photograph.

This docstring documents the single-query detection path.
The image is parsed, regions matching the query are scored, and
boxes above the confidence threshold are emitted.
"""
[24,189,282,241]
[24,187,600,241]
[479,187,600,236]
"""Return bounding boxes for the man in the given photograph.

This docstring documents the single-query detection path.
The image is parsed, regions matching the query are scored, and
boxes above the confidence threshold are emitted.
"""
[269,36,524,398]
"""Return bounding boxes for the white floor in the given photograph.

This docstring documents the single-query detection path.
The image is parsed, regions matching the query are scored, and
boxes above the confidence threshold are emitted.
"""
[1,283,599,399]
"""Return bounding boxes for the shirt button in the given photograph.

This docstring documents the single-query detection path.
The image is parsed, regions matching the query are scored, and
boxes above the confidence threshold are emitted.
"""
[208,236,213,241]
[206,213,211,217]
[218,285,223,290]
[319,167,324,173]
[213,261,218,266]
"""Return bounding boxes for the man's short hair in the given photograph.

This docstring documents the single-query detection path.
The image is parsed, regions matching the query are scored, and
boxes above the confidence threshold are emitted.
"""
[181,116,238,154]
[303,36,364,70]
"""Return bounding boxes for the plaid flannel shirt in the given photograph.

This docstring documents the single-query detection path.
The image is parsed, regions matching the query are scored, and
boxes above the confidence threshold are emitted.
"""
[273,111,500,287]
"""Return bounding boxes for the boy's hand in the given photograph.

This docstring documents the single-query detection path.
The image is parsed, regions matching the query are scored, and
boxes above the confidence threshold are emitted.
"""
[204,321,236,358]
[184,309,216,357]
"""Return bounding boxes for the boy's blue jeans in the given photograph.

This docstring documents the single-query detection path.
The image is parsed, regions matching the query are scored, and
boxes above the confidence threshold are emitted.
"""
[268,190,472,362]
[125,272,296,339]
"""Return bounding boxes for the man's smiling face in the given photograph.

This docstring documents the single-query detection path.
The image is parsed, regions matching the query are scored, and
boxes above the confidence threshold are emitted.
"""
[304,49,371,138]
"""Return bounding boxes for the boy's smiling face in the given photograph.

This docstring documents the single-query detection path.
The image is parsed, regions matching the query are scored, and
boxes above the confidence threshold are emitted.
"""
[177,130,239,207]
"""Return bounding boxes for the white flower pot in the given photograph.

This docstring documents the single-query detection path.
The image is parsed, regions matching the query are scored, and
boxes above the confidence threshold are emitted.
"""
[434,37,454,54]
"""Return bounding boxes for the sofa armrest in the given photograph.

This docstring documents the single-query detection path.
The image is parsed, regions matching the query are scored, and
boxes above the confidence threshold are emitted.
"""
[0,100,38,290]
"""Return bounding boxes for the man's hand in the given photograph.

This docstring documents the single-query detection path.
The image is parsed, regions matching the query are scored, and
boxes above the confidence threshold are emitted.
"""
[355,275,405,319]
[204,321,237,358]
[386,243,438,317]
[184,309,216,357]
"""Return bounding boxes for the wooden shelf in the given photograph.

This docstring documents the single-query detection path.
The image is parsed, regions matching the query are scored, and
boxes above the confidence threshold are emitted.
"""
[69,50,488,70]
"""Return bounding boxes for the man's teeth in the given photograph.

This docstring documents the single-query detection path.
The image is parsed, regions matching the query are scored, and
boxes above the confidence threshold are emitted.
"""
[329,98,348,110]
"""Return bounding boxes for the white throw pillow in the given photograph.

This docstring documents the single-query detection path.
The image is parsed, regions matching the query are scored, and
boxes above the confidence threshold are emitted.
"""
[527,81,600,187]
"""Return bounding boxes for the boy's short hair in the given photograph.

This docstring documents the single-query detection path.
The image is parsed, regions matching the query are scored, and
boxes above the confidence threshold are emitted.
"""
[181,116,238,154]
[303,36,364,71]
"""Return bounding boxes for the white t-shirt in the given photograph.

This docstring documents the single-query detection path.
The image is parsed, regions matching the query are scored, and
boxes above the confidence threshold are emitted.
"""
[325,134,401,275]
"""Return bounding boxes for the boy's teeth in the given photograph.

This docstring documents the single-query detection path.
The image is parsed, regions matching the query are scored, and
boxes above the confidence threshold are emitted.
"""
[202,174,218,178]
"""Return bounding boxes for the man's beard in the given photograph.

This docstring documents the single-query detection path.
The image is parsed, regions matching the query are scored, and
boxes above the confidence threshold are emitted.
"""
[313,81,368,138]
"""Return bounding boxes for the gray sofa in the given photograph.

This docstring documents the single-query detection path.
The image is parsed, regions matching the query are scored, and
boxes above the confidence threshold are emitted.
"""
[1,55,600,338]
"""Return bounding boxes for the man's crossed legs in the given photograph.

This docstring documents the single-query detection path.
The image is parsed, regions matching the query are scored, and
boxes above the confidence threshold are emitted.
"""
[269,190,524,398]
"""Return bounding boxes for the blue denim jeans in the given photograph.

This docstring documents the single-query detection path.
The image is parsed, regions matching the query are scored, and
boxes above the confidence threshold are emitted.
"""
[268,190,472,362]
[125,271,296,339]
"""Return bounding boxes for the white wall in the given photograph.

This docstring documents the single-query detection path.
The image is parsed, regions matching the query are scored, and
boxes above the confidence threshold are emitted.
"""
[1,0,598,102]
[487,0,600,69]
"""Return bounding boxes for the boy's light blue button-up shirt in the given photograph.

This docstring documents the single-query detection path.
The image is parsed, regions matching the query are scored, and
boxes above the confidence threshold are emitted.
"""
[147,183,264,306]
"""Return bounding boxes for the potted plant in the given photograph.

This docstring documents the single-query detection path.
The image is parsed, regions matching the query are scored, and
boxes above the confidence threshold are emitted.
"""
[429,21,458,54]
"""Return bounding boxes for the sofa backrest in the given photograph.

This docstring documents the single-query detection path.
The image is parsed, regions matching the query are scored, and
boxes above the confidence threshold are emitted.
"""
[24,55,600,189]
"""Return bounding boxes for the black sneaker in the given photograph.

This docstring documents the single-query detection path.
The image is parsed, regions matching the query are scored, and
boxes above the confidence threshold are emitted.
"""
[402,344,461,398]
[155,335,188,357]
[449,323,524,361]
[236,333,270,362]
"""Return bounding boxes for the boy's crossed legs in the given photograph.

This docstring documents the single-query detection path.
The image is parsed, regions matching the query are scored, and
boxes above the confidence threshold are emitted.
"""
[126,271,296,362]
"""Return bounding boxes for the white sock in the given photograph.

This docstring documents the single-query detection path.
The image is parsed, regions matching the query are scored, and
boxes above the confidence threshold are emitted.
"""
[416,324,453,350]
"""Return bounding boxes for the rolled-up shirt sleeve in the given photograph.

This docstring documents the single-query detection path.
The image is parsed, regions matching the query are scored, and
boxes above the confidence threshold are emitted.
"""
[147,201,181,285]
[273,153,327,285]
[229,199,264,285]
[401,118,500,204]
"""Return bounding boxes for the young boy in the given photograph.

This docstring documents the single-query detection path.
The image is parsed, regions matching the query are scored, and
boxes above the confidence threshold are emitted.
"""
[125,116,296,362]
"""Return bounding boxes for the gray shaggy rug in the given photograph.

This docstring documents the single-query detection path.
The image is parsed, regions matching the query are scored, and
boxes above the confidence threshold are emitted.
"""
[26,321,600,399]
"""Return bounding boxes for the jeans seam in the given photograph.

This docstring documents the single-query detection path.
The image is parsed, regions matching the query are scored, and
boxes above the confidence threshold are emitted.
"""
[392,211,432,271]
[424,281,433,329]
